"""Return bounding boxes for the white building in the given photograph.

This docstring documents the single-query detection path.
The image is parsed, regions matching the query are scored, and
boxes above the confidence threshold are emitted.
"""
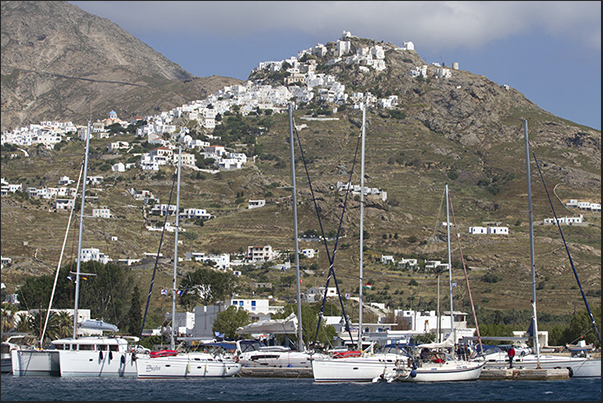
[487,226,509,235]
[468,226,487,234]
[301,248,317,259]
[92,207,111,218]
[397,258,418,270]
[80,247,110,264]
[179,208,211,220]
[304,286,338,303]
[248,200,266,209]
[246,245,274,262]
[543,215,583,225]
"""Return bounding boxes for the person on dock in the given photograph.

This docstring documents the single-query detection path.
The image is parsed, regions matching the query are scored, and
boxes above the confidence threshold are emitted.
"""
[507,346,516,368]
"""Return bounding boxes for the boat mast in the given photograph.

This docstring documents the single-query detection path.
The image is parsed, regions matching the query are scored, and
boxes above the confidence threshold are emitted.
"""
[358,99,366,350]
[523,119,540,367]
[72,120,91,339]
[437,269,441,343]
[40,163,84,347]
[446,184,455,345]
[171,146,182,351]
[288,103,304,352]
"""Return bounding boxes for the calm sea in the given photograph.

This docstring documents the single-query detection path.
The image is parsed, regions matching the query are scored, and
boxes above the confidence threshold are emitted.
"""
[1,374,600,401]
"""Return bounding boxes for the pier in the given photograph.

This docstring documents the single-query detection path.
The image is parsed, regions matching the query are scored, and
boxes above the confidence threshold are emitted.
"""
[479,367,571,380]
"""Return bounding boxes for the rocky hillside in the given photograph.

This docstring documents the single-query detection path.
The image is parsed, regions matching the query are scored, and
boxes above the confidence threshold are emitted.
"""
[0,4,600,319]
[1,0,242,131]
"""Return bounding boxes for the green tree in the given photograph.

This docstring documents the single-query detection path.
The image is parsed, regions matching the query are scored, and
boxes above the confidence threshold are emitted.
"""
[75,262,133,329]
[272,302,338,350]
[54,311,73,340]
[124,285,143,336]
[212,305,250,340]
[16,261,135,337]
[1,304,15,333]
[556,306,601,347]
[178,267,239,311]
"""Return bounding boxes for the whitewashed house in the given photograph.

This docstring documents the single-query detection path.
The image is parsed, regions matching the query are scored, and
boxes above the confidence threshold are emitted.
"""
[248,200,266,209]
[381,255,395,264]
[150,204,177,216]
[92,207,111,218]
[58,176,75,185]
[487,226,509,235]
[80,247,110,264]
[179,208,211,220]
[246,245,274,262]
[301,248,317,259]
[468,226,488,234]
[111,162,125,172]
[304,286,338,303]
[397,258,418,270]
[55,199,75,211]
[543,215,583,225]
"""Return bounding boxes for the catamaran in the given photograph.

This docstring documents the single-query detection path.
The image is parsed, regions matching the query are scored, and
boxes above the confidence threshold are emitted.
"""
[135,147,240,379]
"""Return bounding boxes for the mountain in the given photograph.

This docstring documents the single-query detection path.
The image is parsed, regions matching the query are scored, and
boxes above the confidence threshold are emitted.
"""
[0,0,242,131]
[0,3,600,319]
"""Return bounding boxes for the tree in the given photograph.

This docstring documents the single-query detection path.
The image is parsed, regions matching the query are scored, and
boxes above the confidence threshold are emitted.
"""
[54,311,73,340]
[272,302,338,350]
[178,267,240,311]
[212,305,250,340]
[1,303,17,333]
[124,285,143,336]
[75,262,133,329]
[557,306,602,347]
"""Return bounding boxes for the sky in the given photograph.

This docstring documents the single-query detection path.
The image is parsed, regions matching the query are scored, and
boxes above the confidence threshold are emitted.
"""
[70,1,601,131]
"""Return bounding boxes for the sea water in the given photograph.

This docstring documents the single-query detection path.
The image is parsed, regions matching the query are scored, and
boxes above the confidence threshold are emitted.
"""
[1,374,600,401]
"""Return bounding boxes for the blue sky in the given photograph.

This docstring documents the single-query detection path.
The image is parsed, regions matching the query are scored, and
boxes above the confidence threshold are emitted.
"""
[70,1,601,131]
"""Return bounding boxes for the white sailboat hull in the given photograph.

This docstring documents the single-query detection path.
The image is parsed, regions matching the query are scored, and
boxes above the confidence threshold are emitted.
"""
[238,350,315,368]
[311,356,400,383]
[402,360,485,382]
[11,349,60,376]
[136,352,241,379]
[483,352,601,378]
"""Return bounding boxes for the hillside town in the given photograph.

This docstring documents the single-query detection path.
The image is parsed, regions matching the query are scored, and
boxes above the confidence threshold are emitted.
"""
[1,30,599,363]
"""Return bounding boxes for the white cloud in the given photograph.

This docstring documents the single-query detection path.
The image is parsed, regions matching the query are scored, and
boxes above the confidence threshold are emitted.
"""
[72,1,601,51]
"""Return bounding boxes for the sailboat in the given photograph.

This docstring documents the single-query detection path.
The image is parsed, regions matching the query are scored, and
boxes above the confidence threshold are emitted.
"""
[12,121,139,377]
[480,120,601,378]
[235,103,328,375]
[392,185,484,382]
[135,147,241,379]
[51,121,139,377]
[11,159,85,377]
[310,100,411,383]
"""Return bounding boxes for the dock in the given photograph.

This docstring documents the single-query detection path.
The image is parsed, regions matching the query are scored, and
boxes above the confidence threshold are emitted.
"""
[479,367,571,380]
[239,367,313,378]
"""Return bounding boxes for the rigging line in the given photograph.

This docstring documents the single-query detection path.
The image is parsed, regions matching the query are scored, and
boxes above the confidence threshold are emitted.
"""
[98,199,119,325]
[138,166,179,343]
[422,188,446,257]
[40,161,84,347]
[448,195,484,356]
[532,152,601,344]
[292,114,361,348]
